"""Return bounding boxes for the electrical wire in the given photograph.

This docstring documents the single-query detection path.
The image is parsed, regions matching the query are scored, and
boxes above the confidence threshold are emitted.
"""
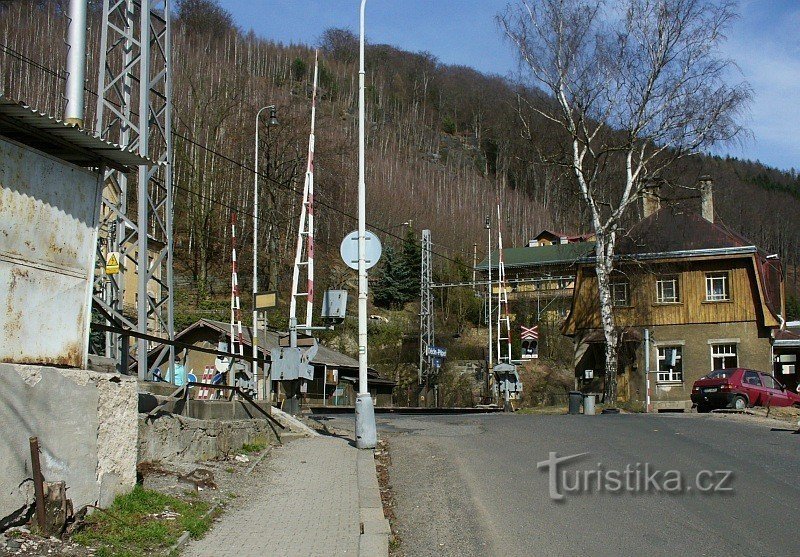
[1,40,475,271]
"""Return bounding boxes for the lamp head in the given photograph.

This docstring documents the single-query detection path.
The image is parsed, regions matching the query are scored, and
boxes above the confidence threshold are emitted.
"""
[268,105,279,126]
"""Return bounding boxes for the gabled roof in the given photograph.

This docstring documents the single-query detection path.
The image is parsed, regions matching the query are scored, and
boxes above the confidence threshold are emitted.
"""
[0,95,153,172]
[565,206,784,331]
[616,207,757,256]
[476,241,593,271]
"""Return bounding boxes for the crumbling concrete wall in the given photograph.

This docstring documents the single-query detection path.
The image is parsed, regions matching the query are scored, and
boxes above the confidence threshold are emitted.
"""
[0,364,137,522]
[138,414,276,464]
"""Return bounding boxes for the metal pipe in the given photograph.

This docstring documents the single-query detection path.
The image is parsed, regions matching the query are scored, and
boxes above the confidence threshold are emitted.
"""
[29,437,46,534]
[65,0,87,126]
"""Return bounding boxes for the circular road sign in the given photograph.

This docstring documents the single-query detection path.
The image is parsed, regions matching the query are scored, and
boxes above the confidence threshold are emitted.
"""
[340,230,382,270]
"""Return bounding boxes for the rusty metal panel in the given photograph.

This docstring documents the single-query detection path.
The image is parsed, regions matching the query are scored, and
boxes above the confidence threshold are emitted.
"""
[0,137,102,368]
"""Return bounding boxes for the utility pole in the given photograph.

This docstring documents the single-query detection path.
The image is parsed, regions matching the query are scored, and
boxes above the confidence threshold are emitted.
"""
[419,229,434,398]
[354,0,377,449]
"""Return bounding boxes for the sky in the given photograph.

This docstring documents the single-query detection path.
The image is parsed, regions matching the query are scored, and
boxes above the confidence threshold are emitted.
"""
[221,0,800,172]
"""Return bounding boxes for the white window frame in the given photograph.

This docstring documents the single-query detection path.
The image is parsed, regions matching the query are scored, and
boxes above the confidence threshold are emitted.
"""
[705,272,730,302]
[657,346,683,383]
[710,343,738,370]
[656,275,680,304]
[610,281,630,307]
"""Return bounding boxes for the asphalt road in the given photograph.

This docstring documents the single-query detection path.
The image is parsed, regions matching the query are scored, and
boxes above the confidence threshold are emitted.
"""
[320,412,800,557]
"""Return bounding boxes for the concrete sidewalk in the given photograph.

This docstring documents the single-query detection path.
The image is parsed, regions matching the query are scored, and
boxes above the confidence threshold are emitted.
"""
[182,435,388,557]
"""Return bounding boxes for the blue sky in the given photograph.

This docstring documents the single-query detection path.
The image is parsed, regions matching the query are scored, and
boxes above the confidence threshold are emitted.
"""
[221,0,799,172]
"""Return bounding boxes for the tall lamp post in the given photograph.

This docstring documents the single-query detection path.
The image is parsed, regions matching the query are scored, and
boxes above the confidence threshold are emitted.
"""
[486,215,493,402]
[254,105,279,400]
[355,0,378,449]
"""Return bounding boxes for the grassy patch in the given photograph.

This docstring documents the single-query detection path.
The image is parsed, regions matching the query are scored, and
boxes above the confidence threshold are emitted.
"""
[240,438,268,454]
[72,486,212,556]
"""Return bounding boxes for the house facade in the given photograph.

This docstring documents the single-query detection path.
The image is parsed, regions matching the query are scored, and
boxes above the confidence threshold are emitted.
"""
[563,181,787,410]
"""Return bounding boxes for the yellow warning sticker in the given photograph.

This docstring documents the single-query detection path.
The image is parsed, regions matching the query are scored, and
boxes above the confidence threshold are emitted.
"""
[105,251,120,275]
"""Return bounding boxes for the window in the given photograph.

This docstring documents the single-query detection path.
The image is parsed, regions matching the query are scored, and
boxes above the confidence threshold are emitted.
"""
[711,343,737,370]
[743,371,760,386]
[656,275,680,303]
[760,374,780,390]
[610,282,630,306]
[705,272,730,301]
[657,346,683,383]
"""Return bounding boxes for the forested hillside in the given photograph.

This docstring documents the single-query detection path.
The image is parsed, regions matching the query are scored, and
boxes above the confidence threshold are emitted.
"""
[2,0,799,318]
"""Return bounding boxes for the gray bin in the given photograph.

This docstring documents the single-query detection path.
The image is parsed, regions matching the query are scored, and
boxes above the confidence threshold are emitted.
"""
[584,394,596,415]
[568,391,583,415]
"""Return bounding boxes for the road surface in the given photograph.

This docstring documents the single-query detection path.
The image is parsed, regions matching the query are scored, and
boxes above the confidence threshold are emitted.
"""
[320,412,800,557]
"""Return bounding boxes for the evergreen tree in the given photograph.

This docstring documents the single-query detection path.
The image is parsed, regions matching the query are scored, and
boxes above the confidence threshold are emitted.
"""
[399,228,421,300]
[373,245,413,309]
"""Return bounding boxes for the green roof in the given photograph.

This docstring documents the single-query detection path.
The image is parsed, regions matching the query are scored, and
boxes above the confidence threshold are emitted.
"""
[476,242,594,271]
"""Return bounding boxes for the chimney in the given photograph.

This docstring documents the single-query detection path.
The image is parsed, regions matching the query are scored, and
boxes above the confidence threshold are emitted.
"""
[642,184,661,218]
[64,0,88,127]
[699,176,714,223]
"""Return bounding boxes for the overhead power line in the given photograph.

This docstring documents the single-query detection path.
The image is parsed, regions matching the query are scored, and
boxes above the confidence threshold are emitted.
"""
[1,41,474,271]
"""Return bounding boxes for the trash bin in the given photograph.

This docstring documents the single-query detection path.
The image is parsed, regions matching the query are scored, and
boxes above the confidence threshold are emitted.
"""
[568,391,583,415]
[584,394,596,415]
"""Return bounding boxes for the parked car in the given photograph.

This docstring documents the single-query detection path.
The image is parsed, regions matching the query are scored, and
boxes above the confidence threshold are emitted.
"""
[691,368,800,412]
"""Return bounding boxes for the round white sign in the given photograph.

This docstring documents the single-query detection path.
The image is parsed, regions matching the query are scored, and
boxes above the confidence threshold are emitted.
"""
[340,230,382,270]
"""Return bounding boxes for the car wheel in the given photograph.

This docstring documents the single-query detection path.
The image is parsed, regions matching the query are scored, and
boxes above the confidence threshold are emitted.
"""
[697,404,711,413]
[732,395,747,410]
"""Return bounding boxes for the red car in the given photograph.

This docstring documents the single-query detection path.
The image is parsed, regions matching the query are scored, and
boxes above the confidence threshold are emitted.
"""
[691,368,800,412]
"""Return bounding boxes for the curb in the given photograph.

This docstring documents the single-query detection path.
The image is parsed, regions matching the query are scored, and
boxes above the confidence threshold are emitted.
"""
[356,449,389,557]
[167,503,219,554]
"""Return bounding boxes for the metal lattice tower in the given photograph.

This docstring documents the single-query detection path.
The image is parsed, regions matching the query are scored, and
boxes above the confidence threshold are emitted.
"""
[496,205,512,364]
[419,229,434,385]
[290,50,319,330]
[94,0,174,380]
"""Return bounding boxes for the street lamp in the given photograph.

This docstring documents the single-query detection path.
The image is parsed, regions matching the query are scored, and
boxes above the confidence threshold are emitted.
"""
[355,0,378,449]
[485,215,493,370]
[254,104,278,400]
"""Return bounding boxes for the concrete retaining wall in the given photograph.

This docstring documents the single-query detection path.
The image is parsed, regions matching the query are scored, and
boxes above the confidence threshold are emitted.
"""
[0,364,138,521]
[138,414,276,464]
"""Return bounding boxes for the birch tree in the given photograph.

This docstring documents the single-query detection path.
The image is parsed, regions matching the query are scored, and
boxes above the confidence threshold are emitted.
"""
[499,0,751,403]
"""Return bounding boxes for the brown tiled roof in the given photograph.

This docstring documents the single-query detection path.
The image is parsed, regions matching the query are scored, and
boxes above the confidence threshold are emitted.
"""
[614,206,782,322]
[617,207,755,255]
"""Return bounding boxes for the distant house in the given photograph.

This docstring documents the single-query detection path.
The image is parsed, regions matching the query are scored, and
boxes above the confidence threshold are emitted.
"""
[562,179,788,410]
[150,319,396,407]
[476,238,594,320]
[529,229,595,247]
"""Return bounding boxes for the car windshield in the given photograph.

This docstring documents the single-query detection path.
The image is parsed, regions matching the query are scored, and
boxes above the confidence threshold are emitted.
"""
[705,369,735,379]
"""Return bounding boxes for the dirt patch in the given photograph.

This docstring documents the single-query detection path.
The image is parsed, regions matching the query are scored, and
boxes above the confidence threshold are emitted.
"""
[1,442,276,556]
[375,438,402,556]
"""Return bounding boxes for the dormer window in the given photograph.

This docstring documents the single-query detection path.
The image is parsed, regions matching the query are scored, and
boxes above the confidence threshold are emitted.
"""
[705,272,730,302]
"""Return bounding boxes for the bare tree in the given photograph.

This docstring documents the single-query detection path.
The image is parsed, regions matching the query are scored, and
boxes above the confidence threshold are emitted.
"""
[499,0,751,403]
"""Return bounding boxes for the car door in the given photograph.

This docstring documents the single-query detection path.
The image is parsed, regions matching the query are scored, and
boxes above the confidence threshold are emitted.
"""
[741,370,764,405]
[760,373,791,407]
